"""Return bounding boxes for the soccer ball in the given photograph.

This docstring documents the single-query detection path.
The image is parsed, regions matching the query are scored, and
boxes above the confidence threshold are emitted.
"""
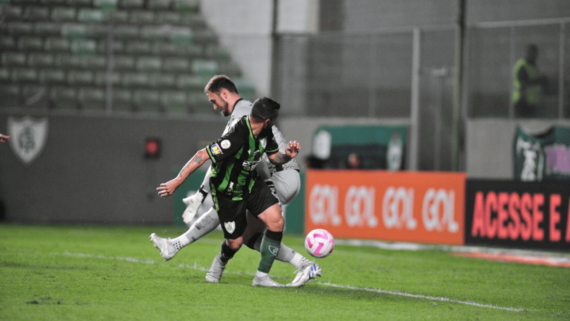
[304,229,334,258]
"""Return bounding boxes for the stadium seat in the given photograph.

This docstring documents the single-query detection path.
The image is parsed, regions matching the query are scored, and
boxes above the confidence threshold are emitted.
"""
[50,86,78,110]
[40,69,66,84]
[179,13,205,28]
[25,6,50,20]
[148,73,175,88]
[176,75,202,90]
[34,22,62,37]
[61,23,90,38]
[122,72,149,87]
[45,38,70,52]
[96,39,124,54]
[55,54,85,69]
[78,87,106,110]
[204,45,230,61]
[1,6,24,21]
[94,71,120,86]
[162,57,189,71]
[173,0,199,12]
[44,0,66,4]
[192,59,218,77]
[169,26,192,44]
[119,0,143,9]
[192,30,216,44]
[83,55,107,69]
[18,36,43,51]
[125,40,151,54]
[9,23,34,36]
[2,52,27,67]
[51,7,77,22]
[133,89,161,113]
[112,25,138,39]
[188,91,214,114]
[113,56,135,70]
[140,26,165,41]
[69,0,94,7]
[0,37,17,51]
[12,68,38,83]
[151,42,185,56]
[28,53,54,67]
[71,39,97,54]
[156,11,180,24]
[67,70,94,85]
[78,9,106,23]
[111,88,132,111]
[0,69,11,82]
[148,0,171,10]
[129,10,154,24]
[136,56,162,71]
[160,90,188,114]
[11,0,41,6]
[94,0,117,10]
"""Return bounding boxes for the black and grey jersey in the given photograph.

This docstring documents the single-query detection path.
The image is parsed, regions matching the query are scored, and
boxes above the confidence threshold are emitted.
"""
[206,115,280,201]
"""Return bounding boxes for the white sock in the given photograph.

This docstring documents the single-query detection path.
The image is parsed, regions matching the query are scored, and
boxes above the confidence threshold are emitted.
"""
[289,253,306,270]
[174,208,220,248]
[256,270,268,278]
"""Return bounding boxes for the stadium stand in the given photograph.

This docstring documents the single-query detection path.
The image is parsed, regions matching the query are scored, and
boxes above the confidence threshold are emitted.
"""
[0,0,255,115]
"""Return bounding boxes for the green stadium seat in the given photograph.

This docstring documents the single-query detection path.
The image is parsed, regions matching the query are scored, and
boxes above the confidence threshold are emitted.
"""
[78,87,106,110]
[112,25,138,39]
[12,68,38,83]
[50,86,78,110]
[122,72,149,87]
[188,91,215,114]
[1,6,23,21]
[151,42,184,56]
[125,40,151,54]
[169,27,192,44]
[9,22,34,36]
[69,0,94,7]
[78,9,106,23]
[107,11,128,23]
[113,56,135,70]
[204,45,230,61]
[55,54,85,69]
[94,0,117,10]
[67,70,94,85]
[148,73,175,88]
[94,71,120,86]
[129,10,154,24]
[96,39,124,54]
[84,55,107,69]
[173,0,198,12]
[45,38,71,52]
[0,37,17,51]
[71,39,97,54]
[0,84,20,107]
[176,75,202,90]
[2,52,27,66]
[136,57,162,71]
[148,0,171,10]
[192,30,216,44]
[192,59,218,77]
[40,69,66,84]
[180,13,205,28]
[34,22,62,37]
[156,12,180,24]
[61,23,90,38]
[162,57,189,71]
[161,91,187,114]
[51,7,77,22]
[133,90,161,113]
[25,6,50,20]
[140,26,165,40]
[119,0,143,9]
[219,61,241,77]
[0,69,11,82]
[42,0,66,4]
[18,36,43,51]
[12,0,40,4]
[111,88,132,111]
[28,53,54,67]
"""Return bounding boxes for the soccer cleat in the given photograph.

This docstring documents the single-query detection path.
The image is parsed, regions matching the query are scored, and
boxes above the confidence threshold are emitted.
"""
[182,193,204,224]
[205,254,226,283]
[252,274,285,287]
[149,233,178,261]
[286,261,321,287]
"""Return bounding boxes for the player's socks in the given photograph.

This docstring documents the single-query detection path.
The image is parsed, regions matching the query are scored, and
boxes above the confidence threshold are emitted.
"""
[249,234,300,267]
[175,207,221,247]
[258,229,282,273]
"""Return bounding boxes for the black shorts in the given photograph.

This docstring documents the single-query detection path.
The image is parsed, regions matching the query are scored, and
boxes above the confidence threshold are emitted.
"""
[214,178,278,240]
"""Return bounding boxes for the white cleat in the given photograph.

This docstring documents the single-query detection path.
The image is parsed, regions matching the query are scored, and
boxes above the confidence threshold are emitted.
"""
[205,254,226,283]
[286,261,321,287]
[149,233,177,261]
[182,193,203,224]
[252,275,285,287]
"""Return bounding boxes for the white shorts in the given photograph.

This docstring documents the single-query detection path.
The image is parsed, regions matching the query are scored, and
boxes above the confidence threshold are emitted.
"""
[271,169,301,205]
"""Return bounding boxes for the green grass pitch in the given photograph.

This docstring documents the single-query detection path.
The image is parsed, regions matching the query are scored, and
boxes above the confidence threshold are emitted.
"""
[1,224,569,320]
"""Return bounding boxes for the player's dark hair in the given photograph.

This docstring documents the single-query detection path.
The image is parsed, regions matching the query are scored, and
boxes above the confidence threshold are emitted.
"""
[251,97,280,122]
[204,75,239,94]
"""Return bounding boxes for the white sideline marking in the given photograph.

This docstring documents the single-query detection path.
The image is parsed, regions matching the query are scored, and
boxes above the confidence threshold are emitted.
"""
[57,250,525,312]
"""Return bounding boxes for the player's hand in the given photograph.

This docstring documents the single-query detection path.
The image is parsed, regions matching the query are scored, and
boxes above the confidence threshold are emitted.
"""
[0,134,9,143]
[285,141,301,159]
[156,179,180,198]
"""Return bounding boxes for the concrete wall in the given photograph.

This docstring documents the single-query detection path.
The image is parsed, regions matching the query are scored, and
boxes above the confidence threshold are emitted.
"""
[466,119,570,179]
[0,113,226,224]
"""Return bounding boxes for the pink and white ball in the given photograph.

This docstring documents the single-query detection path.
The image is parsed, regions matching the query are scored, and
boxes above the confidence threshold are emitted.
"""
[304,229,334,258]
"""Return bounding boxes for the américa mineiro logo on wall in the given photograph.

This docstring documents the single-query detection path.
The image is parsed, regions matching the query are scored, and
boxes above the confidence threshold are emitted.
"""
[8,116,49,166]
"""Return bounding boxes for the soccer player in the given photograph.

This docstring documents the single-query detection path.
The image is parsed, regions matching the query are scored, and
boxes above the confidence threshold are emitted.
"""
[152,75,319,287]
[155,97,300,287]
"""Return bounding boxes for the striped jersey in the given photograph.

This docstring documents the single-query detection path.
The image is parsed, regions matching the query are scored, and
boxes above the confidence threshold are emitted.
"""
[206,115,280,201]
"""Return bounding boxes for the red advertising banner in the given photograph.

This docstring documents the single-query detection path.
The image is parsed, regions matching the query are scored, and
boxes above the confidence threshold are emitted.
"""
[305,170,466,245]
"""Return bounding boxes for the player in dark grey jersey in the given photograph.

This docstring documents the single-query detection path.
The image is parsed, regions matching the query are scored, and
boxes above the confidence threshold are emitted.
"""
[150,75,320,287]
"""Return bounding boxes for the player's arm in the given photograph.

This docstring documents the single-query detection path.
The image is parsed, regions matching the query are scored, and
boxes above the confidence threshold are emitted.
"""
[157,148,210,198]
[267,141,300,165]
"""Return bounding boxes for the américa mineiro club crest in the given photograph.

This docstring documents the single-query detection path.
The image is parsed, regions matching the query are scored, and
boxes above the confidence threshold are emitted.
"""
[8,116,49,166]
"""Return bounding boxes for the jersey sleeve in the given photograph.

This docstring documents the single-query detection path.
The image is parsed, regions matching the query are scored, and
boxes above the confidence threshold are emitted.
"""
[206,118,247,164]
[264,130,280,155]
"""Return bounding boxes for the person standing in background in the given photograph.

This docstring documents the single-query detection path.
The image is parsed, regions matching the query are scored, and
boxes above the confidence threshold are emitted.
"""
[513,44,547,118]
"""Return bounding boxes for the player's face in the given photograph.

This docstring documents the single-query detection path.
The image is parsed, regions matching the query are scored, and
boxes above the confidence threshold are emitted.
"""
[263,115,277,129]
[207,91,230,116]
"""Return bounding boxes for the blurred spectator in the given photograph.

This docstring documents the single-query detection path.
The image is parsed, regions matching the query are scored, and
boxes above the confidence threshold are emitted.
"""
[0,134,10,143]
[513,44,547,118]
[346,153,362,169]
[304,155,325,169]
